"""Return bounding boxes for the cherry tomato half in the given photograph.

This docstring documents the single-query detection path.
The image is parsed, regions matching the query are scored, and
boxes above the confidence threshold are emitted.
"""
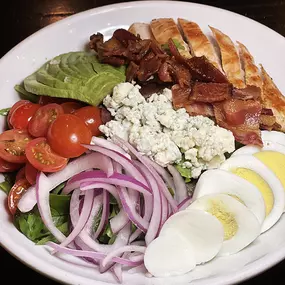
[9,103,40,130]
[61,102,83,114]
[28,103,64,137]
[0,130,33,163]
[8,178,30,215]
[25,162,39,185]
[16,167,26,181]
[25,137,68,172]
[0,157,22,172]
[7,100,30,129]
[47,114,92,158]
[74,106,103,136]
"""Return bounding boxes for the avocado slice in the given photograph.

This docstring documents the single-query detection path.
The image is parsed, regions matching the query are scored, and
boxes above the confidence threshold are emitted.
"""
[23,51,126,106]
[46,55,83,85]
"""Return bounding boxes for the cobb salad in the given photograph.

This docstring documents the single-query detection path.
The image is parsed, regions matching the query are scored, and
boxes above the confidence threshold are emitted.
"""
[1,18,285,282]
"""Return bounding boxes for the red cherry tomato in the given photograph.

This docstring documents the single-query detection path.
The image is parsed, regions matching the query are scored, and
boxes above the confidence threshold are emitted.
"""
[25,162,39,185]
[28,103,64,137]
[0,130,33,163]
[25,137,68,172]
[47,114,92,158]
[7,100,30,129]
[16,167,26,181]
[9,103,40,130]
[0,157,22,172]
[61,102,83,114]
[8,178,31,215]
[74,106,103,136]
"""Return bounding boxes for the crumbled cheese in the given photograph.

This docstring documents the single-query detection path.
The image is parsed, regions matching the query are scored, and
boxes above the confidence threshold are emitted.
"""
[100,82,235,178]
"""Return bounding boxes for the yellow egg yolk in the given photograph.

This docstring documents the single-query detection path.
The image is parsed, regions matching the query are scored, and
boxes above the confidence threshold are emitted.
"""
[207,199,238,240]
[231,168,273,216]
[254,151,285,193]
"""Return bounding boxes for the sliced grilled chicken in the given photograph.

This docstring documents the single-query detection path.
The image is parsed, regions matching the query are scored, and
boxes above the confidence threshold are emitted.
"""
[210,27,245,89]
[178,18,221,70]
[150,18,191,58]
[260,65,285,131]
[237,42,262,88]
[128,23,155,40]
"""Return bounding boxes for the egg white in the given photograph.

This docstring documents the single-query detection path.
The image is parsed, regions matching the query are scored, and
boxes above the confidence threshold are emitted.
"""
[187,193,261,256]
[262,130,285,147]
[193,169,266,225]
[220,155,285,233]
[160,209,224,264]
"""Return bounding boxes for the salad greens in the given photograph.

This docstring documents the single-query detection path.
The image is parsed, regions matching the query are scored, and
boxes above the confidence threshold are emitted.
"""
[0,172,16,195]
[23,52,126,106]
[14,193,70,244]
[175,163,192,183]
[161,38,185,52]
[0,108,11,116]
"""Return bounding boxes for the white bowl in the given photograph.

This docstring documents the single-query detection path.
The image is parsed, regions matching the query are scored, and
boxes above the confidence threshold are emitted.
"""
[1,1,285,284]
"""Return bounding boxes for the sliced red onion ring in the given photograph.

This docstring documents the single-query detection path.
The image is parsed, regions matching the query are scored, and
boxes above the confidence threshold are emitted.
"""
[117,187,149,232]
[110,210,129,234]
[102,245,146,267]
[146,157,175,190]
[58,189,94,248]
[18,153,112,213]
[83,145,147,185]
[80,182,120,204]
[178,196,193,211]
[64,171,151,196]
[36,173,66,242]
[133,161,161,245]
[113,136,178,211]
[167,165,188,203]
[94,190,109,239]
[46,242,142,267]
[160,191,168,227]
[91,136,131,159]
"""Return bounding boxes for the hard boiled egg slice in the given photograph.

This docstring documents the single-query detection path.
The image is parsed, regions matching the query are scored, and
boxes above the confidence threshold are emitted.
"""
[187,193,261,256]
[220,155,285,233]
[232,142,285,156]
[192,169,266,225]
[262,130,285,146]
[144,231,196,277]
[160,209,224,264]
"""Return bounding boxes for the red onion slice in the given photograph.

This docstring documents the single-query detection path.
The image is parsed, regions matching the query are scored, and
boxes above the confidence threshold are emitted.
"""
[110,210,129,234]
[80,182,120,203]
[167,165,188,203]
[91,136,131,159]
[46,242,142,267]
[178,196,193,211]
[59,189,94,248]
[94,190,109,239]
[102,245,146,267]
[113,136,178,211]
[36,172,66,242]
[18,153,112,213]
[83,145,147,185]
[117,187,149,232]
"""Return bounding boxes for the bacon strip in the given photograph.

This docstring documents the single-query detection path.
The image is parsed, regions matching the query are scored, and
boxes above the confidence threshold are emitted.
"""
[190,82,231,103]
[185,103,214,117]
[213,99,263,146]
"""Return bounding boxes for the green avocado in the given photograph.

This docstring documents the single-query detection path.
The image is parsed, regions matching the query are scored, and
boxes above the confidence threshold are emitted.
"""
[23,51,126,106]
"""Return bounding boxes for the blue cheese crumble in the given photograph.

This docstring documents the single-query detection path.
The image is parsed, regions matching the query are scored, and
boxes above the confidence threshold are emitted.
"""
[100,82,235,178]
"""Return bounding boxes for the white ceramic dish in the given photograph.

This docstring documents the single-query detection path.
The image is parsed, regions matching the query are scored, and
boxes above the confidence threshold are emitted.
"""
[1,1,285,284]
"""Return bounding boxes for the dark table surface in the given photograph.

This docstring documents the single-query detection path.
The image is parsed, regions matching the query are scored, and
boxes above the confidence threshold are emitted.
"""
[1,0,285,284]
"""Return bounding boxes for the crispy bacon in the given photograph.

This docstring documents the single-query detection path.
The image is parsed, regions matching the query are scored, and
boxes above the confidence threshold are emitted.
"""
[172,84,191,109]
[190,82,231,103]
[137,54,162,81]
[232,85,261,100]
[214,99,263,146]
[158,62,173,82]
[186,56,229,83]
[126,61,139,82]
[185,102,214,117]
